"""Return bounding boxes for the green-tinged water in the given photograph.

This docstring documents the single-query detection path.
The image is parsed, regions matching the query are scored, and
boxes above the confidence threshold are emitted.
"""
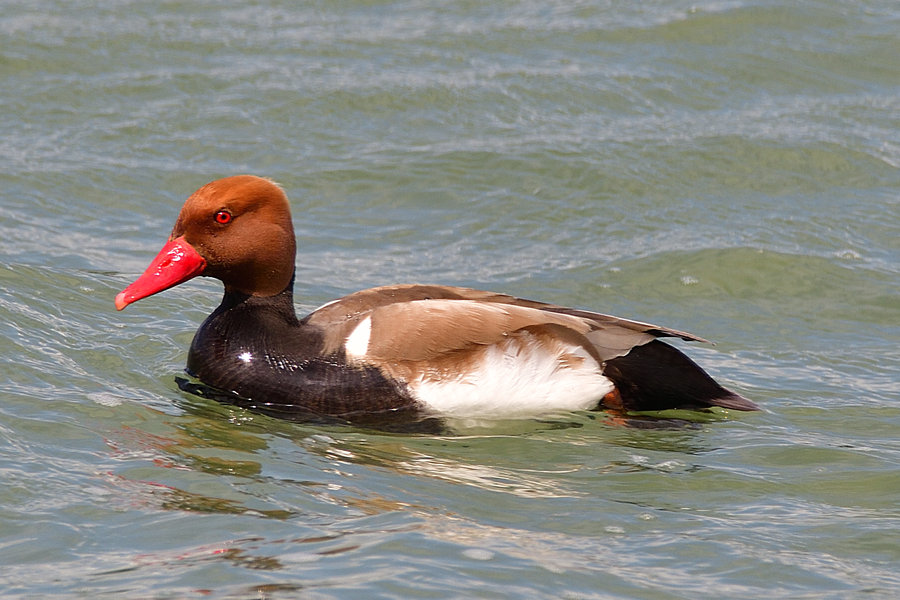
[2,1,899,598]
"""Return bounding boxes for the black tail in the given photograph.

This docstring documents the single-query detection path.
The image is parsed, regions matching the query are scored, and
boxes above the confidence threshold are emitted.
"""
[602,340,759,412]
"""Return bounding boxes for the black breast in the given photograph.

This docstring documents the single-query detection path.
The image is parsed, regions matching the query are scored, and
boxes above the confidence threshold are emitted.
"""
[183,289,422,424]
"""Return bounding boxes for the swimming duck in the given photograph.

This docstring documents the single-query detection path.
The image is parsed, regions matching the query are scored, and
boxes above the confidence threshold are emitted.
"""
[116,175,758,424]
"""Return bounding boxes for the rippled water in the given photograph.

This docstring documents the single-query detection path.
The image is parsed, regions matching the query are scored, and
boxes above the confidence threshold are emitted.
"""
[2,1,899,598]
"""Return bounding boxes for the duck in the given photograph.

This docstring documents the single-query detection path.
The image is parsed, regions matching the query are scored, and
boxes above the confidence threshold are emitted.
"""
[115,175,759,425]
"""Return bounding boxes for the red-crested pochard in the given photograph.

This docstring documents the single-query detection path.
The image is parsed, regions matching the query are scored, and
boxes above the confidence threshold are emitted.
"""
[116,175,758,424]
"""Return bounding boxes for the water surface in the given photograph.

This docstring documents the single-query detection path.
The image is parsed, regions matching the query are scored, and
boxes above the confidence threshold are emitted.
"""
[1,1,899,598]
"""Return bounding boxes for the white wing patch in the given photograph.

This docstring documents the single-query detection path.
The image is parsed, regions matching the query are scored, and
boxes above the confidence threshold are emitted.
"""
[408,335,613,419]
[344,316,372,358]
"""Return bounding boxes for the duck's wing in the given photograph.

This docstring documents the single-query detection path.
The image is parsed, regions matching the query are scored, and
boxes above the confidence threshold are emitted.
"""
[305,283,708,357]
[304,285,758,413]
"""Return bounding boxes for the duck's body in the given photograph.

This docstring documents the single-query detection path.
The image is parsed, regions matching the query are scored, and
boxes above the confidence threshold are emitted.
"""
[116,175,758,423]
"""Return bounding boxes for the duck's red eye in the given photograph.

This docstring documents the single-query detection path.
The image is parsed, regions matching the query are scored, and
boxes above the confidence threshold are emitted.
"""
[214,210,232,225]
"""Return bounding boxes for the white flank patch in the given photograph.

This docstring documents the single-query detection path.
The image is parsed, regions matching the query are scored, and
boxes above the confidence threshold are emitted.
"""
[409,337,614,419]
[344,316,372,358]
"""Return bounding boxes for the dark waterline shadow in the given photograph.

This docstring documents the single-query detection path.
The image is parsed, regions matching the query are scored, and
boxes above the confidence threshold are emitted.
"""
[174,375,732,436]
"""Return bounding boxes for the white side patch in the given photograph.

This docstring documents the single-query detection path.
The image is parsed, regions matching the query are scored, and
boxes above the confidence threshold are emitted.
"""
[344,316,372,358]
[409,337,614,419]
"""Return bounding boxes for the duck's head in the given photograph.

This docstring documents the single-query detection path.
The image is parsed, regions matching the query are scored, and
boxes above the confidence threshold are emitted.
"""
[115,175,296,310]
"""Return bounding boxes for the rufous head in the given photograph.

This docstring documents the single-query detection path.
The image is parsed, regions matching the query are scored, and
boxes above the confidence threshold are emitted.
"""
[116,175,296,309]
